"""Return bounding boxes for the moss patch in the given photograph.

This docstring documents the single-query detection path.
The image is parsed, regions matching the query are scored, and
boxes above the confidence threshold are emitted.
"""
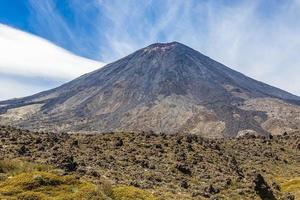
[280,177,300,199]
[112,186,158,200]
[0,171,106,199]
[0,159,159,200]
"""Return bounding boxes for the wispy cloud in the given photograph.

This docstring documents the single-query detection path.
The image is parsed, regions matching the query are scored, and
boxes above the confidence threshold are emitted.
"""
[2,0,300,97]
[0,77,49,101]
[27,0,103,60]
[91,0,300,96]
[28,0,74,43]
[0,24,104,100]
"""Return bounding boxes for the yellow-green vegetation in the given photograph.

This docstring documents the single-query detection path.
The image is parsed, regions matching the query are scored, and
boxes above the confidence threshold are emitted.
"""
[112,186,158,200]
[280,177,300,199]
[0,159,158,200]
[0,171,107,200]
[0,159,51,175]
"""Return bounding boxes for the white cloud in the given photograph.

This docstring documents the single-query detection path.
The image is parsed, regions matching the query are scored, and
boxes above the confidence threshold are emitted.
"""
[0,24,104,100]
[0,24,104,80]
[91,0,300,96]
[1,0,300,100]
[0,77,49,101]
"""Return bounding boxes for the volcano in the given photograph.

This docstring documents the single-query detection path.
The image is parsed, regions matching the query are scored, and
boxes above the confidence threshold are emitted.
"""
[1,42,300,138]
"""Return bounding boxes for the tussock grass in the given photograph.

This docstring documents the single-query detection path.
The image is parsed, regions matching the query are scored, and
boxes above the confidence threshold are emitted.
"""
[0,159,51,175]
[0,171,106,199]
[112,186,158,200]
[280,177,300,199]
[0,159,158,200]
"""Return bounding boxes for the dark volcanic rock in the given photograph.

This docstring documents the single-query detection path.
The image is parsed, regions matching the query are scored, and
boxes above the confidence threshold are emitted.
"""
[254,174,276,200]
[176,163,192,175]
[60,156,78,172]
[0,126,299,199]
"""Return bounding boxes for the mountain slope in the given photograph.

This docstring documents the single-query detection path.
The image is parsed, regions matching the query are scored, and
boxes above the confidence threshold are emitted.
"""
[1,42,300,137]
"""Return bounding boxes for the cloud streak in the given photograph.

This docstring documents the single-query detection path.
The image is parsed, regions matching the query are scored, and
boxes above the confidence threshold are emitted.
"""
[0,24,104,100]
[0,77,49,101]
[2,0,300,98]
[90,0,300,96]
[27,0,103,60]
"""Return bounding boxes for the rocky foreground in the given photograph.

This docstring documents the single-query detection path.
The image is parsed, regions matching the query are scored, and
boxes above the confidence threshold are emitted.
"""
[0,126,299,199]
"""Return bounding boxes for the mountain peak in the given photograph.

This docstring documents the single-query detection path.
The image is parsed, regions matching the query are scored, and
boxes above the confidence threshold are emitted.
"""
[143,41,187,53]
[1,42,300,138]
[147,41,182,47]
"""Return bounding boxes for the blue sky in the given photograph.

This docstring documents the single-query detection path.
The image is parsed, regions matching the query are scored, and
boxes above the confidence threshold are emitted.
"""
[0,0,288,61]
[0,0,300,99]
